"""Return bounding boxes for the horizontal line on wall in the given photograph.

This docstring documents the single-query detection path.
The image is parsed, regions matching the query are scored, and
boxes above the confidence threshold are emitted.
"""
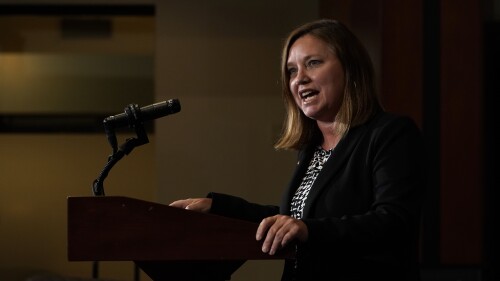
[0,4,155,16]
[0,114,153,133]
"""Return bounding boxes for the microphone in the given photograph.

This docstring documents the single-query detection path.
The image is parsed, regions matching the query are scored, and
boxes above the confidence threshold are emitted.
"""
[103,99,181,129]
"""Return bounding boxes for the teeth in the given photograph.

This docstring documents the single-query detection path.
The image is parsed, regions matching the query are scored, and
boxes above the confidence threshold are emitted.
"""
[301,91,315,99]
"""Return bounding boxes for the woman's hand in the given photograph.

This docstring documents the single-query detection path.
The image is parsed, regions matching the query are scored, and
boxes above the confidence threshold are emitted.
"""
[256,215,309,255]
[169,198,212,213]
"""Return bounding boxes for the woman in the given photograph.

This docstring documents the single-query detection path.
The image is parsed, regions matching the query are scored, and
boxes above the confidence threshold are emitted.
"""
[170,19,424,281]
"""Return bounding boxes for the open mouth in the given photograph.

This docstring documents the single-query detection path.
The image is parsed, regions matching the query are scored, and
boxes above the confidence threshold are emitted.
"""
[300,90,319,101]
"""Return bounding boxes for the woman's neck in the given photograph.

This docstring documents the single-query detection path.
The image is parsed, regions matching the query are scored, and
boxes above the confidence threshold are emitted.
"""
[317,120,340,150]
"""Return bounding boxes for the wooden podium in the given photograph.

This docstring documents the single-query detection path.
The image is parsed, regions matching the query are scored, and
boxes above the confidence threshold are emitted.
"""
[68,196,294,280]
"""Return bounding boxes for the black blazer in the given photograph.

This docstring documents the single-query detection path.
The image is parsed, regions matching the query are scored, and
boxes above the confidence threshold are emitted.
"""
[209,111,425,281]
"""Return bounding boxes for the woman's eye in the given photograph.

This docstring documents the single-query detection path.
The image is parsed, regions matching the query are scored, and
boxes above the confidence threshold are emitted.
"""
[308,59,321,67]
[287,67,298,76]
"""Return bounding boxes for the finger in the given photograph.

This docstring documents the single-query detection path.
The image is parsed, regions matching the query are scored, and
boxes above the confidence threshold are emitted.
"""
[269,228,286,255]
[262,226,276,254]
[280,228,296,248]
[268,217,294,255]
[169,199,190,208]
[262,217,285,254]
[184,199,198,210]
[169,200,185,208]
[256,216,275,241]
[185,198,211,212]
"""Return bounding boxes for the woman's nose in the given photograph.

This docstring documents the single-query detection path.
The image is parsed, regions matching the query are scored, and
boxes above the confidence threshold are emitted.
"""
[294,68,311,86]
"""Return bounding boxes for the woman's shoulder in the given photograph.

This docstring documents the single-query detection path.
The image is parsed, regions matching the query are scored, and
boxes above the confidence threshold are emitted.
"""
[367,111,421,133]
[355,111,423,147]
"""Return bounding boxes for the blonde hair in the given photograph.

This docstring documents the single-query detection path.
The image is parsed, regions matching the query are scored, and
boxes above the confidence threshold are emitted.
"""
[275,19,381,150]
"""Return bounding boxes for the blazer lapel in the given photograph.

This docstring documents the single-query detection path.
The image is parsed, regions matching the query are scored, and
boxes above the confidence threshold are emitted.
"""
[280,146,315,215]
[301,124,369,218]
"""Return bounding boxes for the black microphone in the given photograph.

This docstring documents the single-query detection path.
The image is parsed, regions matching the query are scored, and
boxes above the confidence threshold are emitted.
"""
[103,99,181,129]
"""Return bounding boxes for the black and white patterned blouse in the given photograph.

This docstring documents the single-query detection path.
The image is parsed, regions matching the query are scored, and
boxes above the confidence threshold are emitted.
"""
[290,147,333,219]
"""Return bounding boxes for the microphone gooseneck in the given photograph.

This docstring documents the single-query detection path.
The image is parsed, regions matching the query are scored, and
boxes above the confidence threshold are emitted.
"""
[93,99,181,196]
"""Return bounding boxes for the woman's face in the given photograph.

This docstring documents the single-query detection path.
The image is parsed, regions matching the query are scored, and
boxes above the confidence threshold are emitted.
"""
[287,34,345,123]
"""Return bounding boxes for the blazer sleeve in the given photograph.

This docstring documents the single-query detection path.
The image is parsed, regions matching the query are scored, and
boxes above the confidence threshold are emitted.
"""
[207,192,280,223]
